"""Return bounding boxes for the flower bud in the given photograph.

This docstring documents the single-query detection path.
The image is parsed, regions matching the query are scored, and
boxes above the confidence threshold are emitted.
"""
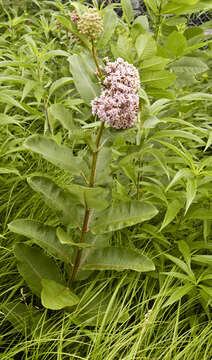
[77,9,103,42]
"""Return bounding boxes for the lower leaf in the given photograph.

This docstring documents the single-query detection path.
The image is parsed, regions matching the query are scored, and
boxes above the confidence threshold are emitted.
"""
[41,279,79,310]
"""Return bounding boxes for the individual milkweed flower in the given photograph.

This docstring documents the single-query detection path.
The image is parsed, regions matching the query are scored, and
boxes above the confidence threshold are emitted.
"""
[91,58,140,130]
[77,9,103,42]
[70,11,80,24]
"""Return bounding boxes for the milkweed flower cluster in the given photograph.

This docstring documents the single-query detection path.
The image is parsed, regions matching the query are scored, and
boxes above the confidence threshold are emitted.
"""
[91,58,140,129]
[71,9,103,42]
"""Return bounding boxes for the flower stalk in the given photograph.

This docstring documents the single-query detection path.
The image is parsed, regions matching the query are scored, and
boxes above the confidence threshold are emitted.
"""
[69,121,105,287]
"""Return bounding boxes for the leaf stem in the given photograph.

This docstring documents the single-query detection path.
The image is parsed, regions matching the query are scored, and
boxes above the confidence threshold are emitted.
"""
[68,121,105,287]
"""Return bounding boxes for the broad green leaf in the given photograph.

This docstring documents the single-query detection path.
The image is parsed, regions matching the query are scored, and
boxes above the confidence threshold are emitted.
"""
[24,135,87,175]
[141,70,176,89]
[133,15,149,32]
[69,54,100,103]
[164,284,193,307]
[147,88,174,100]
[49,77,73,98]
[41,279,79,310]
[111,34,134,63]
[95,147,112,186]
[185,177,197,213]
[135,33,157,59]
[9,220,74,264]
[166,31,187,57]
[97,9,117,48]
[121,0,134,25]
[192,255,212,266]
[56,228,92,248]
[160,199,183,231]
[75,233,111,281]
[67,184,109,211]
[90,201,158,234]
[14,243,62,296]
[49,104,74,131]
[140,56,170,71]
[81,247,155,272]
[169,57,208,75]
[27,176,83,227]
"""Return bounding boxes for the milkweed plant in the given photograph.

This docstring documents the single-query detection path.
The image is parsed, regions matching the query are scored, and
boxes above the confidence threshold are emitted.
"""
[8,0,212,312]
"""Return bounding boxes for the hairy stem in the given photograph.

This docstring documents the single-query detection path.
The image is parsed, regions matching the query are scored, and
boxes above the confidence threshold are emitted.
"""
[69,121,105,287]
[91,40,102,78]
[44,99,53,135]
[136,156,142,200]
[154,0,164,41]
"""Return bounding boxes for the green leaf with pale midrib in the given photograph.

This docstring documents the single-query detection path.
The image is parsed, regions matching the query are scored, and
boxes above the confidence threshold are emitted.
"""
[14,243,62,296]
[24,135,87,175]
[169,57,208,74]
[97,9,117,48]
[28,176,83,227]
[9,219,74,264]
[90,201,158,234]
[41,279,79,310]
[69,54,100,103]
[49,104,75,131]
[81,247,155,272]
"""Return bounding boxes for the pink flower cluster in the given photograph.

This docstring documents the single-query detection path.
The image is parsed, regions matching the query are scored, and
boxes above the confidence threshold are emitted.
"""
[91,58,140,129]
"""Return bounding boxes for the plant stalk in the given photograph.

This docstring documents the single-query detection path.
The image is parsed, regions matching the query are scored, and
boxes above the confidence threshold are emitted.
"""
[69,121,105,287]
[154,0,164,41]
[91,40,102,78]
